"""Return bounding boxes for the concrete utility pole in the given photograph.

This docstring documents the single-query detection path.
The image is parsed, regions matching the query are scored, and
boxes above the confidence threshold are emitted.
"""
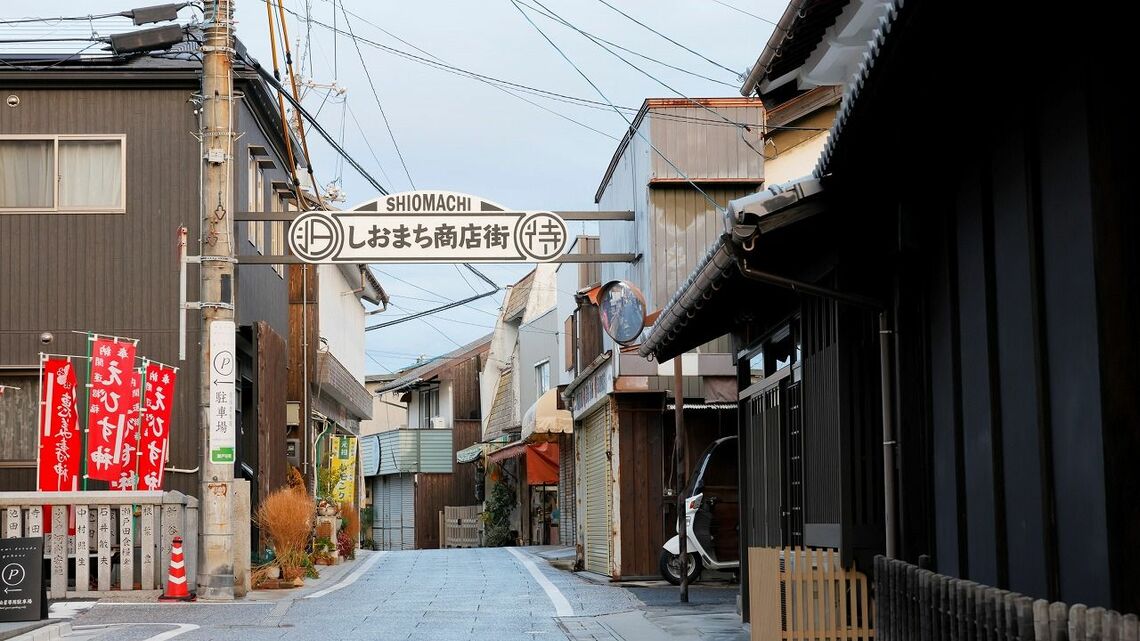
[198,0,236,600]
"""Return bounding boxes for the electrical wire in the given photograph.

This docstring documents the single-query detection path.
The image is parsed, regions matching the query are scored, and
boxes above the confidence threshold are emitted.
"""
[519,1,739,88]
[337,0,416,190]
[593,0,740,76]
[519,0,758,135]
[509,0,726,213]
[707,0,781,27]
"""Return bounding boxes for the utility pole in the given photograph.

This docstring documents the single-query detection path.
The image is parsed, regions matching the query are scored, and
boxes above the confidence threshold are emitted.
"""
[198,0,236,601]
[674,356,689,603]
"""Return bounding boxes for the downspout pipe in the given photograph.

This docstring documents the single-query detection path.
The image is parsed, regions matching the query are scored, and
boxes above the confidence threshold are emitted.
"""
[736,257,898,559]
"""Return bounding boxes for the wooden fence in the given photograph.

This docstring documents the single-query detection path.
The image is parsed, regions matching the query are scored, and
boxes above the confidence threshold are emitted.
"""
[441,505,480,548]
[875,556,1140,641]
[750,547,875,641]
[0,490,198,598]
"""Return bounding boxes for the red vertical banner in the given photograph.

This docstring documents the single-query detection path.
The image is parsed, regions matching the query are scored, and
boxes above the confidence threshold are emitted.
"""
[37,358,81,492]
[137,362,177,491]
[85,338,138,484]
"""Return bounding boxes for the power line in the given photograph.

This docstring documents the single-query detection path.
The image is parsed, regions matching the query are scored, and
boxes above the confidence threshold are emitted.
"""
[509,0,726,213]
[707,0,781,27]
[593,0,741,77]
[344,102,397,191]
[519,0,738,88]
[337,0,416,190]
[519,0,760,138]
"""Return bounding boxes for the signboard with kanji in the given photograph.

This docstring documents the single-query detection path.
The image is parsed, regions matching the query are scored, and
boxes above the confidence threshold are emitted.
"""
[0,537,43,623]
[288,191,569,264]
[208,321,236,464]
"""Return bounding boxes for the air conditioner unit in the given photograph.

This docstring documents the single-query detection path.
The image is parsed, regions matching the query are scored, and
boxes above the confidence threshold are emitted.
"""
[430,416,446,429]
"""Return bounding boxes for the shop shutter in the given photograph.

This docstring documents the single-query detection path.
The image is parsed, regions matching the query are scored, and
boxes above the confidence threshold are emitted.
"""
[582,406,612,575]
[373,473,416,550]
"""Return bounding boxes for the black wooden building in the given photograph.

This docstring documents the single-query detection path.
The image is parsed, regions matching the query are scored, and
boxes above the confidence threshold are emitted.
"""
[642,0,1138,618]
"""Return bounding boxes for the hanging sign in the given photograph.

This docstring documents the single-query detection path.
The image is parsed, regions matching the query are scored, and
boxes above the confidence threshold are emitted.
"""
[209,320,236,464]
[288,191,569,264]
[138,362,177,490]
[329,435,357,505]
[85,339,137,483]
[37,358,80,492]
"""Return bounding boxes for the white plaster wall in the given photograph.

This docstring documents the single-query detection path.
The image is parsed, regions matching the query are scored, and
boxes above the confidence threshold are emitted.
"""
[318,264,366,382]
[359,384,408,435]
[763,131,831,187]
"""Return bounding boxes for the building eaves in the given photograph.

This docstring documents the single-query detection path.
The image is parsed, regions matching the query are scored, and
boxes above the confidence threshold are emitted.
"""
[371,333,492,394]
[739,0,848,98]
[814,0,906,179]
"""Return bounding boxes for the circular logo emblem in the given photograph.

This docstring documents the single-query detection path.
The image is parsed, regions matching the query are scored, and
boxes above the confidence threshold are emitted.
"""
[288,212,342,262]
[515,212,568,261]
[2,562,25,586]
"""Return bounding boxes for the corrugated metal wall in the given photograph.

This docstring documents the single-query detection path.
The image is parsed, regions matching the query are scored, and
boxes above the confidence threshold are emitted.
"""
[376,429,453,474]
[372,473,415,550]
[581,405,612,575]
[558,433,575,547]
[647,105,763,182]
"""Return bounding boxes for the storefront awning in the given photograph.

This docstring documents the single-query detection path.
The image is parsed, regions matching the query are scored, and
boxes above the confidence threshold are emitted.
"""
[456,442,485,464]
[521,389,572,442]
[525,442,559,486]
[487,440,526,464]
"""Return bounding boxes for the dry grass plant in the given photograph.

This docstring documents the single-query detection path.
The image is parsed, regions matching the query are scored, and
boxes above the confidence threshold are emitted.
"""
[340,502,360,541]
[256,487,315,575]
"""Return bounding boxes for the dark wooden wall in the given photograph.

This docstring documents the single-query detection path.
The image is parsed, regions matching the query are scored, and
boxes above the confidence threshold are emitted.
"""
[443,353,485,422]
[0,85,202,495]
[256,322,288,505]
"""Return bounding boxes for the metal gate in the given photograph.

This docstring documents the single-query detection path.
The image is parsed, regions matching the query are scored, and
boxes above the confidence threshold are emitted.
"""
[372,473,415,550]
[582,405,612,575]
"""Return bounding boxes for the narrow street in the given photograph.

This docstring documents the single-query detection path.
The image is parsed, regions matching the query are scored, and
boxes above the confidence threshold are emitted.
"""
[53,548,744,641]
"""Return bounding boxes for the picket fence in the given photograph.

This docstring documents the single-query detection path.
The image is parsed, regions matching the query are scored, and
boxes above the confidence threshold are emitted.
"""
[750,547,875,641]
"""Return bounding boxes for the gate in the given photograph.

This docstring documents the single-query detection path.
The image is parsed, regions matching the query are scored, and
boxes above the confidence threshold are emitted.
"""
[1,490,198,598]
[441,505,480,548]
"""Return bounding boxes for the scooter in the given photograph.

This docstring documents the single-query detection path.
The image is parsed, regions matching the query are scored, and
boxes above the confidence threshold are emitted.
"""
[660,436,740,585]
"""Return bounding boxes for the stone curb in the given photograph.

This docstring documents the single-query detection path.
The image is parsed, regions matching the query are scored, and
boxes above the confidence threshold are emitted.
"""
[1,622,71,641]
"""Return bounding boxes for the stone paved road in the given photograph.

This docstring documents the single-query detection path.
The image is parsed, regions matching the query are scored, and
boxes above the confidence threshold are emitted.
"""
[58,548,645,641]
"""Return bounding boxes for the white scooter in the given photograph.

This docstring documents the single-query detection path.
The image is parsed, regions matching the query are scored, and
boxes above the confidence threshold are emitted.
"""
[660,436,740,585]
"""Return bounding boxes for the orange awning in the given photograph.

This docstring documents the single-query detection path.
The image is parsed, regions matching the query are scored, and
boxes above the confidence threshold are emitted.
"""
[526,442,559,486]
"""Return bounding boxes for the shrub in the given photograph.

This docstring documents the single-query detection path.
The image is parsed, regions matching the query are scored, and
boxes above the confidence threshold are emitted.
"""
[341,502,360,542]
[256,487,315,577]
[482,481,515,547]
[337,530,356,560]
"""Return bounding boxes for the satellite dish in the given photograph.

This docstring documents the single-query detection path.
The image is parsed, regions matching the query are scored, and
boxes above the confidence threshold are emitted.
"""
[598,280,647,345]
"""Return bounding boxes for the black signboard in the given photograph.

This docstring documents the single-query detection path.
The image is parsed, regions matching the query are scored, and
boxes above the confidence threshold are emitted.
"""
[0,537,43,622]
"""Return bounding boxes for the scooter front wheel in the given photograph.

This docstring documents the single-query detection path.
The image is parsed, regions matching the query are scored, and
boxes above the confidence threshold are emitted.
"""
[659,549,703,586]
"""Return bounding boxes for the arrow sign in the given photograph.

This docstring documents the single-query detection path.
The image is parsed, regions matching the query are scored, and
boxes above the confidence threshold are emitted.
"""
[288,191,569,264]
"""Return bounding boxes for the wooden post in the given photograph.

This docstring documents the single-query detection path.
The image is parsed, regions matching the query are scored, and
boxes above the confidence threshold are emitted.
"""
[673,356,687,603]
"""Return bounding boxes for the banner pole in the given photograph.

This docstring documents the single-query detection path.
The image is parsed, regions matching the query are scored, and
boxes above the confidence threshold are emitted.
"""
[135,361,148,490]
[36,353,45,491]
[81,333,94,491]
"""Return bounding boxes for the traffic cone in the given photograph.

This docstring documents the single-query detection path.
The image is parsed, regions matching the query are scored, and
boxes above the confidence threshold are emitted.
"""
[158,536,196,602]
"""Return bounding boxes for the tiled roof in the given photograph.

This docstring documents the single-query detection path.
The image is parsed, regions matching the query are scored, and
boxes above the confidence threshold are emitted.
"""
[503,272,535,321]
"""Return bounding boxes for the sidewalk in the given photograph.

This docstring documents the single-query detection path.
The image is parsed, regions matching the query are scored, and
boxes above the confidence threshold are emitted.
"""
[532,547,749,641]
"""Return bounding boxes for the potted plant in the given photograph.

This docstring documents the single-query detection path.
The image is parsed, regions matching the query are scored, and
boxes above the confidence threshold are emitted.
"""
[312,536,336,565]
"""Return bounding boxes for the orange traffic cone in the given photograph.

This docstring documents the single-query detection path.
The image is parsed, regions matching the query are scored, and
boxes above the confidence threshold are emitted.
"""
[158,536,196,602]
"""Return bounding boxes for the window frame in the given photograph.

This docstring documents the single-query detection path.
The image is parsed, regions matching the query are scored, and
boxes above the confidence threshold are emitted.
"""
[535,359,550,397]
[418,387,439,427]
[246,153,265,253]
[0,134,127,214]
[270,194,285,277]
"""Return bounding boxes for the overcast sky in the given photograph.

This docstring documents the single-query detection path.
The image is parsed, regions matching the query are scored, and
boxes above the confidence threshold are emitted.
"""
[2,0,785,373]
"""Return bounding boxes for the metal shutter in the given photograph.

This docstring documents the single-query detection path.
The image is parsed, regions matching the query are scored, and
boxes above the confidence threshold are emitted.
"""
[373,473,416,550]
[582,406,612,575]
[559,438,576,547]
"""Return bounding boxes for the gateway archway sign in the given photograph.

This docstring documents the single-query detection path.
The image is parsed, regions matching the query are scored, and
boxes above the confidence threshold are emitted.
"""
[289,191,569,264]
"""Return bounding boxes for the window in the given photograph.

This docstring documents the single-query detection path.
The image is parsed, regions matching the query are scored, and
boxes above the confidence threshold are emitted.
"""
[535,360,550,397]
[270,195,285,277]
[0,374,38,462]
[419,388,439,427]
[0,135,125,212]
[246,153,264,253]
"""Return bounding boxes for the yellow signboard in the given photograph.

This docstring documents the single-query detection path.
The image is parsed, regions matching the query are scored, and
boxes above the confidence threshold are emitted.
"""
[329,435,357,505]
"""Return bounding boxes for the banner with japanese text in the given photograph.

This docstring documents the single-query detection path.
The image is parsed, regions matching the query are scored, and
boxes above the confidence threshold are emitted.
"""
[85,338,138,485]
[37,358,80,492]
[137,362,177,491]
[329,435,357,505]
